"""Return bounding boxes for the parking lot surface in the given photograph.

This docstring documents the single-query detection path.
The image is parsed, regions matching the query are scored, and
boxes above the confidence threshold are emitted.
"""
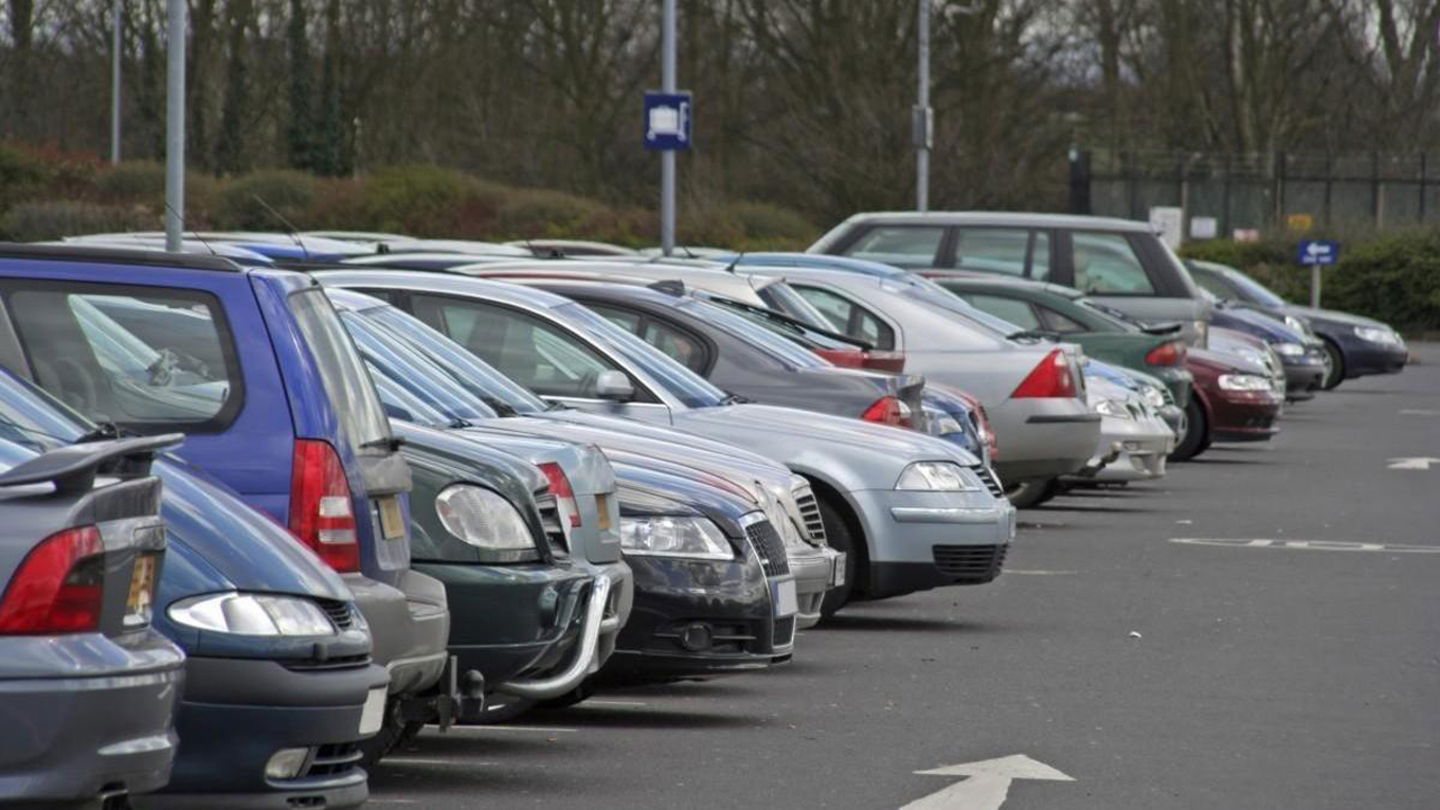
[372,345,1439,810]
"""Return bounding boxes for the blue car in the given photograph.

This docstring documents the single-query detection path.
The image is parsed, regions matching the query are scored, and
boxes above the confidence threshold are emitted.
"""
[0,369,389,808]
[0,243,456,763]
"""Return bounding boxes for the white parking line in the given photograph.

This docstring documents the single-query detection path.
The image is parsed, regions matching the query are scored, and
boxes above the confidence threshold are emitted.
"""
[1170,537,1440,553]
[583,699,648,707]
[1004,569,1078,576]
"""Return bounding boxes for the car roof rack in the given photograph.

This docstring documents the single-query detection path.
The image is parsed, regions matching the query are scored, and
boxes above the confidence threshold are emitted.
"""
[0,242,241,273]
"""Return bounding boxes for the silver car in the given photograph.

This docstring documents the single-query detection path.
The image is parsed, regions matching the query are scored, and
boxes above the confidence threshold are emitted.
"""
[313,271,1015,612]
[1070,375,1174,485]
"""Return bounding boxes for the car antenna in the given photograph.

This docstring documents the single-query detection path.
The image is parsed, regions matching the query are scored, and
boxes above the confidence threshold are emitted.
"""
[723,250,745,274]
[161,201,219,256]
[251,194,311,262]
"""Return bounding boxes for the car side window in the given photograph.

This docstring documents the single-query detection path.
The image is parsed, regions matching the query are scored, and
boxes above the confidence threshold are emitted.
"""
[2,285,241,432]
[962,294,1042,331]
[838,225,945,268]
[1070,232,1156,295]
[1035,304,1088,334]
[410,295,628,400]
[1191,270,1237,300]
[792,285,896,350]
[950,228,1032,277]
[585,303,710,374]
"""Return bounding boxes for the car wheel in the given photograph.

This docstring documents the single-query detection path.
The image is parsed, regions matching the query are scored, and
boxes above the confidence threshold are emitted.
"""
[1169,399,1209,461]
[358,700,425,766]
[818,498,859,618]
[1320,338,1345,389]
[1005,478,1059,508]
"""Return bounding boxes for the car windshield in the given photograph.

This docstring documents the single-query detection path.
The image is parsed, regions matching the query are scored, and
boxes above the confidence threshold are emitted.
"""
[676,297,831,369]
[361,304,550,415]
[557,302,729,407]
[286,289,394,452]
[1223,268,1289,308]
[338,311,497,425]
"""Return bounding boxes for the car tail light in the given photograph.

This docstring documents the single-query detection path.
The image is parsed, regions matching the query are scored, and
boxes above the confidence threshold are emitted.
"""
[538,462,581,529]
[289,440,361,573]
[1145,341,1186,367]
[861,395,914,428]
[813,348,866,368]
[953,390,1000,460]
[863,351,907,373]
[1011,349,1078,399]
[0,526,105,634]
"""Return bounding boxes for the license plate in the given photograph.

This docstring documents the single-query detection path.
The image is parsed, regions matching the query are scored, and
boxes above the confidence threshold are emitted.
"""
[377,496,405,540]
[771,578,798,618]
[124,553,158,629]
[594,493,612,531]
[358,687,387,736]
[830,553,847,588]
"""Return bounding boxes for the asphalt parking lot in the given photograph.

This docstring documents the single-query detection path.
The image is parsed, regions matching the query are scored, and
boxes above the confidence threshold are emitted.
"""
[372,344,1439,810]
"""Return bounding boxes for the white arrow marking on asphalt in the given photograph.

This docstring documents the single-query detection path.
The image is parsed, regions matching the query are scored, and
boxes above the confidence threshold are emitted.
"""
[1399,409,1440,416]
[1387,457,1440,470]
[901,754,1073,810]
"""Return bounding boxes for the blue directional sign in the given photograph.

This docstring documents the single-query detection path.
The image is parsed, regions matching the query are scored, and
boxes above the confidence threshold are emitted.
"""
[644,91,692,151]
[1297,240,1339,266]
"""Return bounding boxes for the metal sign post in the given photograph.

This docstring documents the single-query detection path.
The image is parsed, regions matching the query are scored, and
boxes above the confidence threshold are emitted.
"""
[111,0,122,165]
[914,0,932,212]
[646,0,691,257]
[163,0,186,252]
[1297,239,1339,308]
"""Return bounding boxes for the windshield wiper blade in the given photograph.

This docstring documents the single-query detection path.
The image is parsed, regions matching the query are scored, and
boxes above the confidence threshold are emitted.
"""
[360,436,405,452]
[721,391,752,405]
[1006,329,1058,341]
[478,395,518,418]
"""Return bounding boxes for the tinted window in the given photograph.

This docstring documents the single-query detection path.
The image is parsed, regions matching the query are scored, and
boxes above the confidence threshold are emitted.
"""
[1071,232,1156,294]
[792,285,896,350]
[1036,304,1088,334]
[7,287,241,432]
[678,298,830,369]
[839,225,944,268]
[1223,269,1288,308]
[951,228,1032,277]
[1190,269,1236,300]
[557,302,729,408]
[964,294,1042,331]
[587,303,711,374]
[288,289,392,451]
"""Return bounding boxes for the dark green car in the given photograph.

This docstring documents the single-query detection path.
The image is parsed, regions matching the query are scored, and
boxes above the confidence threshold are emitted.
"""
[920,272,1193,407]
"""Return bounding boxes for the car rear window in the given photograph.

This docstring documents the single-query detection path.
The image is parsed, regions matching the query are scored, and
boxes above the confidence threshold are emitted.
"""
[1072,232,1156,295]
[840,225,944,268]
[287,288,392,452]
[5,285,242,432]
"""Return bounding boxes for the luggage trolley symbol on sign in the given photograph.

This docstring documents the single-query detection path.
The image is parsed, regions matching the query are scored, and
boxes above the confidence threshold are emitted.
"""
[644,91,692,151]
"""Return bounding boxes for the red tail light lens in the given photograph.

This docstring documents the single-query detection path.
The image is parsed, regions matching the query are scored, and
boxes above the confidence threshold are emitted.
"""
[538,462,581,528]
[861,395,914,428]
[1011,349,1078,399]
[1145,341,1186,367]
[862,351,907,373]
[813,348,866,368]
[289,440,361,573]
[0,526,105,634]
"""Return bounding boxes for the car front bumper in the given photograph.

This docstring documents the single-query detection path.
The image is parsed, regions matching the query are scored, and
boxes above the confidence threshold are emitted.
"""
[789,545,842,630]
[849,488,1015,599]
[1068,416,1175,483]
[345,570,449,697]
[1281,353,1327,399]
[137,656,389,810]
[0,632,184,804]
[1208,389,1284,442]
[1337,334,1409,378]
[989,398,1100,483]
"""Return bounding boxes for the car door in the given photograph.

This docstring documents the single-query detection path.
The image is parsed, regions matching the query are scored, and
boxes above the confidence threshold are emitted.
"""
[397,292,676,424]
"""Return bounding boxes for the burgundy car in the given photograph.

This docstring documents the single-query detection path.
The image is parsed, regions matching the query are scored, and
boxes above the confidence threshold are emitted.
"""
[1170,347,1284,461]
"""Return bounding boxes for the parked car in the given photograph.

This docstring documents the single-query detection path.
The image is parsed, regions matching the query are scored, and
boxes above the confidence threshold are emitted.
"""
[309,281,843,628]
[0,243,455,764]
[1198,288,1328,400]
[1208,325,1288,395]
[1084,359,1186,439]
[0,369,387,809]
[1172,347,1285,461]
[0,418,184,808]
[504,239,641,257]
[728,264,1099,504]
[1066,366,1174,487]
[310,270,1013,612]
[1185,259,1408,389]
[919,272,1193,408]
[808,212,1212,343]
[72,231,373,262]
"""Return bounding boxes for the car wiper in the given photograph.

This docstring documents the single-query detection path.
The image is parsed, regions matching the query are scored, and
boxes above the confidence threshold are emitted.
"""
[721,391,753,405]
[478,395,519,418]
[1006,329,1059,342]
[544,400,570,412]
[359,436,406,452]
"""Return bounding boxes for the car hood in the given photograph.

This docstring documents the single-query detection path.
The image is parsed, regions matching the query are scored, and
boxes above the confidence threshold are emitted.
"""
[1284,304,1389,330]
[450,422,615,497]
[1213,306,1301,343]
[155,458,350,603]
[677,403,980,466]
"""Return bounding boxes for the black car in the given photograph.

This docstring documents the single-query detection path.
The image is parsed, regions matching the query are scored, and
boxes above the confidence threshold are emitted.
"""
[529,280,928,431]
[1187,259,1408,389]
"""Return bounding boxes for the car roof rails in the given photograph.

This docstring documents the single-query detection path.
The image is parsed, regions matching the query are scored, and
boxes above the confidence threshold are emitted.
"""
[0,242,241,273]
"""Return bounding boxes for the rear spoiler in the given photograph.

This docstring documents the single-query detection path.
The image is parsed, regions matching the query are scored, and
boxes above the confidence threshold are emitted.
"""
[0,433,184,495]
[1140,322,1184,336]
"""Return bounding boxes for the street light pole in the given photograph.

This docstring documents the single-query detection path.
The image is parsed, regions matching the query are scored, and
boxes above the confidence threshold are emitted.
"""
[914,0,932,212]
[660,0,677,256]
[110,0,122,165]
[163,0,185,252]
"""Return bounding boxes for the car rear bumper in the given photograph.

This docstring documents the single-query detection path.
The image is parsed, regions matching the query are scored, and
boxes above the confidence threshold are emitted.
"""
[345,570,449,697]
[0,634,184,804]
[138,656,388,809]
[989,399,1099,482]
[852,489,1014,599]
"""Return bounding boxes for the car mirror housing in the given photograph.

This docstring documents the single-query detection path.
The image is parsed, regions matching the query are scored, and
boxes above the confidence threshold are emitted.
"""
[594,370,635,401]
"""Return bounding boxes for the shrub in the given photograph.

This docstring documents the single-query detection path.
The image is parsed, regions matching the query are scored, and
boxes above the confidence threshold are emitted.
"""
[492,188,604,238]
[95,161,167,202]
[215,169,317,230]
[719,201,817,244]
[0,142,51,213]
[0,201,152,242]
[356,165,507,236]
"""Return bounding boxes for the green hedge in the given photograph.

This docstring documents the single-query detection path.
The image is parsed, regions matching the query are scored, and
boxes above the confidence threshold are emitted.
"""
[1183,232,1440,334]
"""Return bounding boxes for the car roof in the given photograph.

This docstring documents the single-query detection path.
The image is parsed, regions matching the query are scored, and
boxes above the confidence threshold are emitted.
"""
[524,278,696,308]
[459,260,780,296]
[310,268,575,310]
[0,242,242,272]
[832,210,1153,232]
[921,271,1083,299]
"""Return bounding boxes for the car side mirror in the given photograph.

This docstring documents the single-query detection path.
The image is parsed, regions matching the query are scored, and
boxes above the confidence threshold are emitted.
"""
[594,370,635,401]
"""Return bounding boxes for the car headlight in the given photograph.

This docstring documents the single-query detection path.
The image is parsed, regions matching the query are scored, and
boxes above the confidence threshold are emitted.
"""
[925,407,964,436]
[1141,386,1167,409]
[619,516,733,560]
[1093,398,1133,419]
[895,461,981,491]
[1217,373,1272,391]
[1355,325,1402,345]
[1273,342,1304,357]
[1284,315,1310,335]
[168,592,336,636]
[435,485,535,550]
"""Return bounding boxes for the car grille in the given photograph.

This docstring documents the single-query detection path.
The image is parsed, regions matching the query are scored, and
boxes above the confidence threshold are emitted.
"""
[282,653,372,672]
[932,544,1007,583]
[535,491,568,557]
[773,616,795,649]
[317,598,354,631]
[745,520,790,577]
[792,487,827,544]
[972,465,1005,498]
[299,742,362,780]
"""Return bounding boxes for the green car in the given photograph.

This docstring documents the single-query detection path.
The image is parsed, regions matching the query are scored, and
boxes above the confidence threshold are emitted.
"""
[921,272,1194,407]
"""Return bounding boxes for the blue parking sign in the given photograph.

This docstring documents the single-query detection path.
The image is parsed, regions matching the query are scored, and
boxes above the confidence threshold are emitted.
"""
[1297,240,1339,265]
[644,91,692,151]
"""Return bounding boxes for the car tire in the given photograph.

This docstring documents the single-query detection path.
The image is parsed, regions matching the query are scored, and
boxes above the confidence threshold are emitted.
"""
[1005,478,1059,508]
[818,498,859,618]
[1169,399,1209,461]
[1320,338,1345,389]
[358,701,425,766]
